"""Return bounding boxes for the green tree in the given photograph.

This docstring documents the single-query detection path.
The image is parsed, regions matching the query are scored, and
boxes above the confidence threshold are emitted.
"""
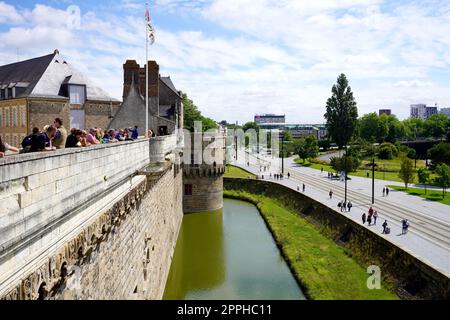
[318,139,331,151]
[424,114,449,139]
[242,121,259,132]
[359,113,388,143]
[402,117,425,140]
[294,135,319,163]
[399,157,415,189]
[330,155,358,173]
[417,168,431,194]
[182,93,217,132]
[428,142,450,166]
[434,163,450,198]
[324,74,358,149]
[382,114,404,143]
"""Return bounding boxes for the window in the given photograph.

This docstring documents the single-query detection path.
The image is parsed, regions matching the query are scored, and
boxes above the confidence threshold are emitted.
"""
[69,85,86,104]
[0,89,4,100]
[12,106,18,127]
[0,111,2,128]
[5,107,9,127]
[21,106,26,127]
[184,184,193,196]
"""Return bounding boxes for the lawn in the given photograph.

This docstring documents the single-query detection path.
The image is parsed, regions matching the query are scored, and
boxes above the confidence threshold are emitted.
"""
[388,185,450,206]
[224,190,398,300]
[224,165,257,179]
[294,157,436,184]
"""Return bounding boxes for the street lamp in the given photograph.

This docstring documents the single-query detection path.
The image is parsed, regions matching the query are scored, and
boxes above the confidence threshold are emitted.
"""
[366,158,378,204]
[280,131,284,175]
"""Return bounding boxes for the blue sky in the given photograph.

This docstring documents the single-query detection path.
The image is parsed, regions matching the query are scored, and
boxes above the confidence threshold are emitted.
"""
[1,0,450,123]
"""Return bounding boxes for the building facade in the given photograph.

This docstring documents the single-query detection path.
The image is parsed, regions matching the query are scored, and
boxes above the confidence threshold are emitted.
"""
[254,114,285,124]
[440,107,450,118]
[410,104,439,120]
[379,109,392,116]
[0,50,120,147]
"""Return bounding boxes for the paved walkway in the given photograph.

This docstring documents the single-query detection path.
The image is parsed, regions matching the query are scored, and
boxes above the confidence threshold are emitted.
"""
[231,149,450,277]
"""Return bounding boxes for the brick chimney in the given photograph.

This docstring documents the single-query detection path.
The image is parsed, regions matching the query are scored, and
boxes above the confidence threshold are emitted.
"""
[139,61,159,98]
[123,60,140,99]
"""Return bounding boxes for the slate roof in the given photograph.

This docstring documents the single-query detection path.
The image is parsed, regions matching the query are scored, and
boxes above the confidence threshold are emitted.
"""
[0,51,118,102]
[160,76,181,98]
[0,53,55,97]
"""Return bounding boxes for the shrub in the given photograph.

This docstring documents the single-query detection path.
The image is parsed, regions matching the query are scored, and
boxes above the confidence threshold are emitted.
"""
[378,143,398,160]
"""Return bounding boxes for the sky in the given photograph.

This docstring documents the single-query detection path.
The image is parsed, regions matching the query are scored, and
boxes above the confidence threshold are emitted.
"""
[1,0,450,124]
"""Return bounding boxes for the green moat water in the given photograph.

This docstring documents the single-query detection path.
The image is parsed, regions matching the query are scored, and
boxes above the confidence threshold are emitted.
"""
[163,199,305,300]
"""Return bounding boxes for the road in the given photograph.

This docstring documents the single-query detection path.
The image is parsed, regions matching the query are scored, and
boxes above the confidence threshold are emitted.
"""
[230,148,450,276]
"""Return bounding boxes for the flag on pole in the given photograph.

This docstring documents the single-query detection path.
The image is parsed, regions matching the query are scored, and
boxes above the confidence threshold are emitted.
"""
[145,2,155,45]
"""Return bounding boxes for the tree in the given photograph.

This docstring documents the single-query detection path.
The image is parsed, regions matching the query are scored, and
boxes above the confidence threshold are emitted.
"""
[294,135,319,163]
[402,117,425,140]
[428,142,450,166]
[182,93,217,132]
[242,121,259,132]
[424,114,449,139]
[417,168,430,194]
[398,157,414,189]
[359,113,388,143]
[318,139,331,151]
[324,74,358,149]
[330,155,358,173]
[435,164,450,198]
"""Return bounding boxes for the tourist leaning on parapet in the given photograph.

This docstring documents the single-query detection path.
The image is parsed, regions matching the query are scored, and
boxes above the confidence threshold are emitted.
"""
[86,128,101,145]
[130,126,139,140]
[53,118,68,149]
[66,130,83,148]
[0,136,19,158]
[29,125,57,152]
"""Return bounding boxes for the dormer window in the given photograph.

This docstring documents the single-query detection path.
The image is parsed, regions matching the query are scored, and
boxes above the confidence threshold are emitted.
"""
[69,84,86,104]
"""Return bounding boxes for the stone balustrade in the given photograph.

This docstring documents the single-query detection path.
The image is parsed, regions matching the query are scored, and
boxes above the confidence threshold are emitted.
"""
[149,134,180,163]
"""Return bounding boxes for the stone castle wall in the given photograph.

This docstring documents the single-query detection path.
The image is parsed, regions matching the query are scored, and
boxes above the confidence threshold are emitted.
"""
[224,178,450,300]
[0,139,183,299]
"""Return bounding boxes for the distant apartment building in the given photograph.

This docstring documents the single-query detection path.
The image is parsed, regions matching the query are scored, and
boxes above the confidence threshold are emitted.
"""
[257,123,328,141]
[426,106,438,118]
[254,114,285,124]
[379,109,392,116]
[410,104,427,119]
[440,107,450,118]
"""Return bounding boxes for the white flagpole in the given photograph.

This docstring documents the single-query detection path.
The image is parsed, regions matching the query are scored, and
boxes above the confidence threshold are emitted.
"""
[145,1,149,138]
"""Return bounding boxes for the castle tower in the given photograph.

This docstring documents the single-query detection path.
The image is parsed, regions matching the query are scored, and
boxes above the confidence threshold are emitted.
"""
[182,130,226,213]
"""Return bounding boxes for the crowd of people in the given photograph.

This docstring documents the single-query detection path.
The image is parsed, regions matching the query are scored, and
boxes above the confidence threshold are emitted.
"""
[0,118,146,157]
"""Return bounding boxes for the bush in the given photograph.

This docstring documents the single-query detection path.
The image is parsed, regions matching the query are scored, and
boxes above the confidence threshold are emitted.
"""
[378,143,398,160]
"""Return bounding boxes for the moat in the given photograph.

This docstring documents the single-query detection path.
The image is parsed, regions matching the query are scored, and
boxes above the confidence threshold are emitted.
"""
[163,199,305,300]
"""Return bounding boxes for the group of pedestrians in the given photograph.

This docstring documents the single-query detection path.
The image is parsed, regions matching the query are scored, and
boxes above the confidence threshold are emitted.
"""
[362,206,378,226]
[383,187,390,197]
[338,199,353,212]
[297,184,306,192]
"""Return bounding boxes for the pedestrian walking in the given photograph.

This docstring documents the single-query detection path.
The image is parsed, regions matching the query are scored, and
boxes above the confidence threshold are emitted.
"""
[373,211,378,225]
[297,186,300,191]
[382,220,389,234]
[347,201,353,212]
[402,219,409,234]
[342,201,347,212]
[368,206,374,217]
[302,183,306,192]
[386,187,390,196]
[362,213,367,225]
[367,215,372,226]
[383,187,386,197]
[337,201,342,210]
[287,172,290,179]
[321,167,324,173]
[329,190,333,199]
[328,172,331,179]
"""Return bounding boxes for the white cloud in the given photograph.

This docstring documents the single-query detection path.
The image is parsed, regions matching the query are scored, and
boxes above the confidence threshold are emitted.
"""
[0,1,23,24]
[0,0,450,124]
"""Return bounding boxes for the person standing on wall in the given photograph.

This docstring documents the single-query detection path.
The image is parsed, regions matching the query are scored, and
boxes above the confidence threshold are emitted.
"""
[329,190,333,199]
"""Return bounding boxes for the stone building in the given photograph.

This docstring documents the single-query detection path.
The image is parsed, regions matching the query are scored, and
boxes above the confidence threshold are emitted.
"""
[0,49,120,147]
[108,60,183,135]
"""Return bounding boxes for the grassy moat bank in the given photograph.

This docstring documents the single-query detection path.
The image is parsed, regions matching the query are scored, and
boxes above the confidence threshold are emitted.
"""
[224,189,398,300]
